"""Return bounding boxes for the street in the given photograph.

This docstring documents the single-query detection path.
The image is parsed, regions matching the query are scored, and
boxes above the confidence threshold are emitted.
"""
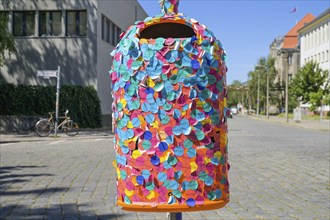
[0,116,329,219]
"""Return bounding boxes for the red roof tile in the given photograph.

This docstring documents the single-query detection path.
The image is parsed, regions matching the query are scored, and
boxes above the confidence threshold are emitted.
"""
[283,13,315,49]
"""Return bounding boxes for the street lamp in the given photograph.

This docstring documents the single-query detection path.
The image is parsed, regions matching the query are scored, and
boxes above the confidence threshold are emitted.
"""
[257,70,260,117]
[266,67,269,119]
[285,55,289,123]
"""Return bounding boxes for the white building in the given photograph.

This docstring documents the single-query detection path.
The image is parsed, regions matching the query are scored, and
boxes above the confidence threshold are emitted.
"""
[0,0,148,127]
[299,8,330,73]
[298,8,330,113]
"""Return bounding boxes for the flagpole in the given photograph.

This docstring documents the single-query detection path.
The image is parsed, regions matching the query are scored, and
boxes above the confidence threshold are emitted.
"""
[290,6,297,24]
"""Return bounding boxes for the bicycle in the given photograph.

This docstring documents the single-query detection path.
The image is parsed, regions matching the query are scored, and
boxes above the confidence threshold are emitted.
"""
[35,110,79,137]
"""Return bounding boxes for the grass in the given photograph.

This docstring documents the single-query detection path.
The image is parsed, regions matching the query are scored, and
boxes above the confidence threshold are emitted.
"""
[277,113,330,120]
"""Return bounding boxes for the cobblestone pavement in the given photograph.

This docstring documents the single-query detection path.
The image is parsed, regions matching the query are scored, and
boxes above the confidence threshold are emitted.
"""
[0,116,329,219]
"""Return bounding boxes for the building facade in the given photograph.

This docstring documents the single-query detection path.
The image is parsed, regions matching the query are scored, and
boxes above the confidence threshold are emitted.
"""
[0,0,148,127]
[298,8,330,73]
[298,8,330,112]
[272,14,315,85]
[269,36,283,84]
[269,14,316,113]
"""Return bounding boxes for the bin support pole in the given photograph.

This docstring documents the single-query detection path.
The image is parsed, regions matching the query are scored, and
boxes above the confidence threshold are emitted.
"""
[54,66,60,137]
[167,212,182,220]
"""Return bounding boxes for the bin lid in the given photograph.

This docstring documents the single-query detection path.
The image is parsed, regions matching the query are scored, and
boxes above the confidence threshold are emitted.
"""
[112,0,227,57]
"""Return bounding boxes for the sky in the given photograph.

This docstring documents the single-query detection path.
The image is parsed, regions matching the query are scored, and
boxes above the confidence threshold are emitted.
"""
[137,0,329,84]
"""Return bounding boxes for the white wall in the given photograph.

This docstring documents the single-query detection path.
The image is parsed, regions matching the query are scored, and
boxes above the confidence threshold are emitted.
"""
[1,0,148,126]
[300,18,330,72]
[0,0,98,87]
[96,0,148,117]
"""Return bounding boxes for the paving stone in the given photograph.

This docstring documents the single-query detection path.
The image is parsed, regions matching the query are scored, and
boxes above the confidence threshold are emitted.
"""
[1,116,329,219]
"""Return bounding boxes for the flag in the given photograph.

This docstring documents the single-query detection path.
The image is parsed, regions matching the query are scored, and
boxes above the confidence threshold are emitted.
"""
[290,7,297,13]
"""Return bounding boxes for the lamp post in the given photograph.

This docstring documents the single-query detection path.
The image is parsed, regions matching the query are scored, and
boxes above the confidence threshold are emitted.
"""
[266,67,269,119]
[285,56,289,123]
[257,70,260,117]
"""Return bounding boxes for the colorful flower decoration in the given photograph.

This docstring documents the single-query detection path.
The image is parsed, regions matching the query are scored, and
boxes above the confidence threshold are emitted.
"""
[109,0,229,212]
[159,0,180,14]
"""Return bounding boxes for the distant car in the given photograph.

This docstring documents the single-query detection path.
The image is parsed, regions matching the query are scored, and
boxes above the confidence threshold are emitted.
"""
[226,108,233,118]
[228,110,233,118]
[231,107,238,115]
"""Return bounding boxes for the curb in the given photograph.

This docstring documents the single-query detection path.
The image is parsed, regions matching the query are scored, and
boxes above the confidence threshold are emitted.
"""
[0,130,114,143]
[245,114,330,132]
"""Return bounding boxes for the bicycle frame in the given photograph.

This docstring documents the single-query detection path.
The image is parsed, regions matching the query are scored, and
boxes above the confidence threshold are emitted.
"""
[36,110,78,137]
[47,112,71,131]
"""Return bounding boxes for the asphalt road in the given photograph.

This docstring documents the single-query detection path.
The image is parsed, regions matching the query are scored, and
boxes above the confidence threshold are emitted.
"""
[0,116,329,219]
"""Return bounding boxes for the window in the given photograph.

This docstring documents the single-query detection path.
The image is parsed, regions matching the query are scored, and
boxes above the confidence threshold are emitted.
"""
[39,11,61,36]
[307,33,310,50]
[320,26,323,43]
[117,27,121,44]
[66,10,87,36]
[288,54,293,66]
[13,11,35,36]
[101,14,110,43]
[101,15,121,46]
[101,15,105,40]
[324,24,329,42]
[106,19,110,43]
[111,23,116,46]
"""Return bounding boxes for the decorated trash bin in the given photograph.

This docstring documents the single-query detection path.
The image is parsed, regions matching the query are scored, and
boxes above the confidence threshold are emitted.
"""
[109,0,229,212]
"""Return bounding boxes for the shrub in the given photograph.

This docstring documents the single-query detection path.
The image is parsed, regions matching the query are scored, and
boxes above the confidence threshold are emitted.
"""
[0,83,101,128]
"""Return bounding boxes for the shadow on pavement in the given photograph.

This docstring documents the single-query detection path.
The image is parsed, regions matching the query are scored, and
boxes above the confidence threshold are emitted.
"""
[0,203,126,219]
[0,166,127,219]
[0,166,51,191]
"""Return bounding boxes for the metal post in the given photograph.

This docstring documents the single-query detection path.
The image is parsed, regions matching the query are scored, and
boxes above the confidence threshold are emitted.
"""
[266,67,269,119]
[320,100,323,121]
[241,92,244,114]
[167,212,182,220]
[285,57,289,123]
[55,66,60,136]
[257,70,260,117]
[248,90,251,114]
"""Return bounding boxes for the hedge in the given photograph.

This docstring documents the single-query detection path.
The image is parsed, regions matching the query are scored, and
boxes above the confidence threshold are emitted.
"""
[0,83,102,128]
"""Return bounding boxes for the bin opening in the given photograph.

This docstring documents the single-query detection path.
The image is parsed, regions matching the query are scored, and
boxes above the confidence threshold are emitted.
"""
[139,22,196,39]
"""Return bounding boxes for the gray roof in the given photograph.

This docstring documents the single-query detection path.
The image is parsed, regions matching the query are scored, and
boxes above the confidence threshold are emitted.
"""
[298,8,330,33]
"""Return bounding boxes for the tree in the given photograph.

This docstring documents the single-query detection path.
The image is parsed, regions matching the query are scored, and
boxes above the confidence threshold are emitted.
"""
[289,61,330,111]
[247,56,277,114]
[0,12,15,66]
[227,80,244,107]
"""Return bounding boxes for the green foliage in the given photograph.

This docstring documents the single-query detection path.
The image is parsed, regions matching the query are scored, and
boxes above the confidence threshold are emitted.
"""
[0,12,15,66]
[247,56,280,113]
[227,80,245,107]
[0,84,102,128]
[59,85,102,128]
[289,61,330,111]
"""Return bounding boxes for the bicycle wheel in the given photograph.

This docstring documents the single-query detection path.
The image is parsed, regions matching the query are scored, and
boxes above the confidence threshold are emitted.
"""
[63,120,79,136]
[35,120,52,137]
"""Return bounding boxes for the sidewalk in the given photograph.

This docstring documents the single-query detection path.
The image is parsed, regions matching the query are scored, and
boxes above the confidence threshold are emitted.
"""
[1,116,329,144]
[245,114,330,132]
[0,129,114,143]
